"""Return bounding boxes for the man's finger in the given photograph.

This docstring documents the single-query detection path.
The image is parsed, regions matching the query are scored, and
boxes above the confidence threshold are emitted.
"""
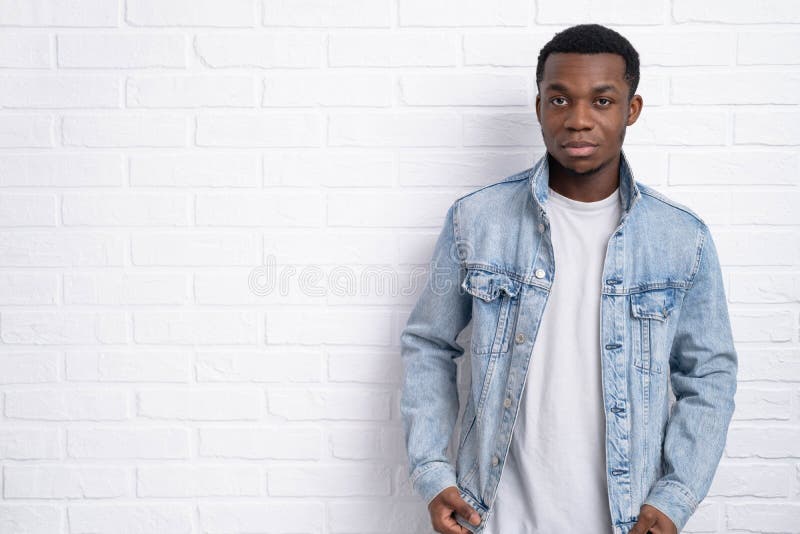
[630,512,657,534]
[440,491,480,526]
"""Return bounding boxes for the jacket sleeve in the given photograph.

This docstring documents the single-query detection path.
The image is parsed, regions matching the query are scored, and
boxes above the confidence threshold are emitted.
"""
[399,201,473,506]
[643,224,738,531]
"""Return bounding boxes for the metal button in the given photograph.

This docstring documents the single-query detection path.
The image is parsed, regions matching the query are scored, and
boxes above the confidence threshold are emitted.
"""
[491,456,499,466]
[537,223,545,233]
[503,398,512,408]
[515,332,525,344]
[534,268,545,279]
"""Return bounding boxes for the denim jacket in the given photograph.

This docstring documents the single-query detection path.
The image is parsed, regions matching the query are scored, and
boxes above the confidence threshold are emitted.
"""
[399,150,737,533]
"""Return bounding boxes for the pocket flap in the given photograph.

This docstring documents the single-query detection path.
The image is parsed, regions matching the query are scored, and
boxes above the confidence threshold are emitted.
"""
[630,287,678,321]
[461,268,520,302]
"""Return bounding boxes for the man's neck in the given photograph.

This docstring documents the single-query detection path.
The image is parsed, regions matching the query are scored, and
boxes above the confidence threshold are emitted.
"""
[546,152,621,202]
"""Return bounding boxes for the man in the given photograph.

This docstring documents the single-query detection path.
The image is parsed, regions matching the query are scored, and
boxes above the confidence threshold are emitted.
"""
[399,24,737,534]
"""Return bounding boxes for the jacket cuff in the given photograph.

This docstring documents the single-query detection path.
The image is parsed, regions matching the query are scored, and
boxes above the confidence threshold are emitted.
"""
[411,462,458,506]
[643,479,699,532]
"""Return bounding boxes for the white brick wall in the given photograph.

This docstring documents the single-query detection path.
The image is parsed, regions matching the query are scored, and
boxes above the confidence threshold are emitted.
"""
[0,1,797,533]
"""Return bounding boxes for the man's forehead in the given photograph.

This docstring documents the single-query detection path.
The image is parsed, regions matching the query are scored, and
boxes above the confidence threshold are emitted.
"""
[540,53,627,90]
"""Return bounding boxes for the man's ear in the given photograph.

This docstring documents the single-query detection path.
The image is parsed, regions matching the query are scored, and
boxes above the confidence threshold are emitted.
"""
[626,94,643,126]
[535,94,541,123]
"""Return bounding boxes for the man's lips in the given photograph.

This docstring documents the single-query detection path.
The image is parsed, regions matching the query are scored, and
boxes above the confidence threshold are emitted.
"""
[562,142,598,157]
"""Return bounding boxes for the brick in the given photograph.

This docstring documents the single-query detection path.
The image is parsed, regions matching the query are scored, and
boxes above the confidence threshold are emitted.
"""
[710,463,793,497]
[66,350,191,382]
[130,153,259,187]
[264,150,394,187]
[131,232,259,266]
[68,427,191,458]
[268,465,391,496]
[0,271,59,304]
[715,230,799,266]
[58,33,186,68]
[0,153,123,187]
[464,33,550,67]
[266,308,392,345]
[0,75,119,108]
[68,504,193,533]
[730,311,793,343]
[5,389,129,420]
[268,388,392,421]
[735,111,800,145]
[0,194,56,226]
[196,113,321,147]
[197,348,322,382]
[198,502,323,533]
[726,503,800,532]
[196,191,325,226]
[625,109,727,145]
[64,272,189,305]
[0,505,62,533]
[264,0,390,27]
[328,350,402,384]
[0,232,125,266]
[732,388,792,420]
[127,0,256,27]
[399,0,529,27]
[127,75,256,107]
[0,351,59,383]
[0,428,61,459]
[672,72,800,104]
[726,426,800,458]
[738,31,800,65]
[195,33,323,68]
[194,268,327,305]
[137,464,262,496]
[0,0,117,26]
[674,0,800,23]
[264,232,399,265]
[730,273,800,304]
[737,349,800,382]
[62,192,190,226]
[134,311,260,345]
[330,31,457,66]
[629,31,733,66]
[62,115,187,147]
[136,389,264,420]
[263,72,392,107]
[329,112,460,147]
[398,150,532,186]
[1,311,128,344]
[199,426,322,459]
[731,192,800,224]
[669,151,799,185]
[0,33,50,68]
[327,191,460,228]
[463,113,540,146]
[538,0,664,24]
[0,115,53,147]
[4,465,129,498]
[400,73,530,106]
[329,500,440,532]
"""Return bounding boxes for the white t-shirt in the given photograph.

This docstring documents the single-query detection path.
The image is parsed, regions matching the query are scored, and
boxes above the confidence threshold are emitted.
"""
[482,184,621,533]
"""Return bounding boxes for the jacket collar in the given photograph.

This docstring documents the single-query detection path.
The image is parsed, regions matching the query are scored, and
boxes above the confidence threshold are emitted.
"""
[529,148,640,216]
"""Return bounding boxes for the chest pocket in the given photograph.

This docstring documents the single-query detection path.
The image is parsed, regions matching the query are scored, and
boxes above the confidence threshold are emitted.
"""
[461,268,522,355]
[630,287,681,374]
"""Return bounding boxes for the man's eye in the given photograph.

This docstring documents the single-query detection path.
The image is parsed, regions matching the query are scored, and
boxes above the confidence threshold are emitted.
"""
[597,98,611,106]
[551,97,567,106]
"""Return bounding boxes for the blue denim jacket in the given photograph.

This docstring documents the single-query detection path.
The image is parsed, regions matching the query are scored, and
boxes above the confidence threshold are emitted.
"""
[399,150,737,533]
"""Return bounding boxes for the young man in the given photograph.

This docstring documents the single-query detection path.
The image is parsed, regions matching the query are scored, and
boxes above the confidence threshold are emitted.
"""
[400,24,737,534]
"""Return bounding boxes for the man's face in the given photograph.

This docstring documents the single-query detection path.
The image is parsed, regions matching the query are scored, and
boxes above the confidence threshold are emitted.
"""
[535,52,643,176]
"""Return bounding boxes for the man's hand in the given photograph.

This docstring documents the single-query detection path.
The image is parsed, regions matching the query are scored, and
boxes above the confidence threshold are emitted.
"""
[630,504,678,534]
[428,486,481,534]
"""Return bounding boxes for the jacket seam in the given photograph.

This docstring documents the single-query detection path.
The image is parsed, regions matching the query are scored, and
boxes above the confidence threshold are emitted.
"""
[638,185,707,226]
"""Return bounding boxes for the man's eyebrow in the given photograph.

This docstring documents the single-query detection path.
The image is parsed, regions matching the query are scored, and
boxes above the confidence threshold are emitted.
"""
[544,82,621,94]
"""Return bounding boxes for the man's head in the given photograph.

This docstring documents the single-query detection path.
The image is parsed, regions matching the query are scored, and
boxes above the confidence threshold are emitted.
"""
[534,24,643,177]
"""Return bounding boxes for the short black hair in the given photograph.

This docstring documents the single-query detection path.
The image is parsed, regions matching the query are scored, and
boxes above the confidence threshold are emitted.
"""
[536,24,640,101]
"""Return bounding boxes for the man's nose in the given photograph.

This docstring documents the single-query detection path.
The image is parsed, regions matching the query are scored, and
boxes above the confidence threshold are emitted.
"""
[564,102,594,130]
